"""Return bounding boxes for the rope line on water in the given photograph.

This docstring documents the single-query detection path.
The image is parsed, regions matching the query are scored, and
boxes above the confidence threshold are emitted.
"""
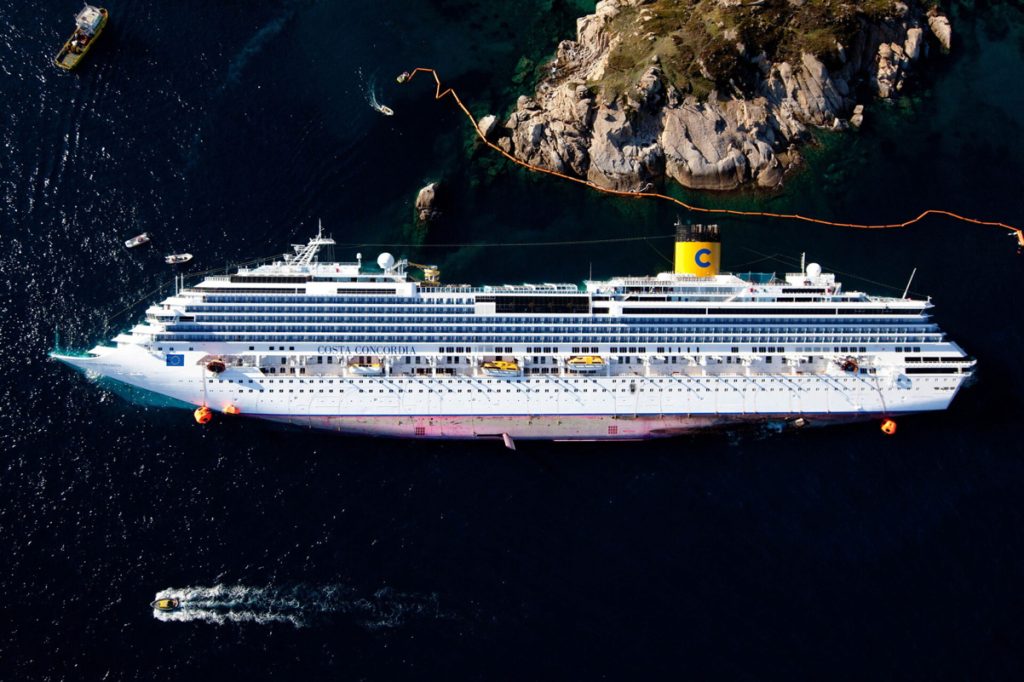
[398,67,1024,251]
[334,234,675,248]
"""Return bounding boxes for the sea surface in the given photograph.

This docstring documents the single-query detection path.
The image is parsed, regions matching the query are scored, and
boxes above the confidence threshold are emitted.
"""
[3,1,1024,679]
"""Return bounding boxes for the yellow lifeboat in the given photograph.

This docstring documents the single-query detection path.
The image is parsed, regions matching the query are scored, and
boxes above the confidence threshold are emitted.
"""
[566,355,605,373]
[349,362,383,376]
[481,360,520,378]
[193,405,212,424]
[223,404,241,415]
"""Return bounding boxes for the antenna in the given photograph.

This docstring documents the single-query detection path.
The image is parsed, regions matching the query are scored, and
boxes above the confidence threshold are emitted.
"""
[901,267,917,299]
[800,252,806,274]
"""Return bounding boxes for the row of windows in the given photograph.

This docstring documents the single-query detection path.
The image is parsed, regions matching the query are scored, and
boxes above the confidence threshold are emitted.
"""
[176,309,931,326]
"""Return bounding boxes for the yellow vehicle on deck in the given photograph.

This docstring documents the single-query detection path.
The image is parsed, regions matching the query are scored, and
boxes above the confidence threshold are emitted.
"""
[54,5,108,71]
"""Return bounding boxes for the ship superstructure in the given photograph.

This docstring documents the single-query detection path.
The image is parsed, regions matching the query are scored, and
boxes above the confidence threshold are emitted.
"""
[53,224,975,440]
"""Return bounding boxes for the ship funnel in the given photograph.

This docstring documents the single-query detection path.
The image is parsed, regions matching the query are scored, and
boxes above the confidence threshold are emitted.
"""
[674,222,720,277]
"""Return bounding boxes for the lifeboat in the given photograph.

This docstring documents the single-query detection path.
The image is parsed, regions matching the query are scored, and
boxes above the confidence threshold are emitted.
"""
[838,356,859,373]
[206,359,226,374]
[165,253,193,265]
[481,360,520,378]
[150,598,181,611]
[566,355,606,373]
[349,362,383,376]
[193,405,212,424]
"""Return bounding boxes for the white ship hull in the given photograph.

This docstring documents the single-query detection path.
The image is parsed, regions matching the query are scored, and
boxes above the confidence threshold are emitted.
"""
[53,227,976,442]
[55,346,966,440]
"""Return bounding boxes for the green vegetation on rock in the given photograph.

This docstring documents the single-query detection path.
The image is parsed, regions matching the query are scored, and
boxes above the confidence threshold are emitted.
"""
[598,0,906,100]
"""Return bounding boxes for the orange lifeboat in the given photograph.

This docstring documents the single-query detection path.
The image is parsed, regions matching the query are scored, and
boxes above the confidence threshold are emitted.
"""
[193,405,212,424]
[880,418,897,436]
[223,404,241,415]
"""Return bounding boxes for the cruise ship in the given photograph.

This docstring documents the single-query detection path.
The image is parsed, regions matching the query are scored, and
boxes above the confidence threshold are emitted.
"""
[53,223,975,442]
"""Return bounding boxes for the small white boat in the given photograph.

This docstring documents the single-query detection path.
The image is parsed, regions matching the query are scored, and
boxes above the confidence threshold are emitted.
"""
[566,356,605,373]
[165,253,193,265]
[124,232,150,248]
[481,360,521,378]
[377,105,394,116]
[349,363,383,376]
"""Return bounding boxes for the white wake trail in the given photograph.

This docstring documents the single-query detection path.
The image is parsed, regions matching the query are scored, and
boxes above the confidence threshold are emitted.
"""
[151,583,443,629]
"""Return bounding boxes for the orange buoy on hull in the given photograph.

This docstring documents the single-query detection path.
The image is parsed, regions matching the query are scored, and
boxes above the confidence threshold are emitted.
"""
[194,405,212,424]
[880,418,898,436]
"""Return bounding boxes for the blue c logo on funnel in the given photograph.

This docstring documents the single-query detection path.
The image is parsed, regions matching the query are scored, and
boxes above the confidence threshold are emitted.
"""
[695,248,712,268]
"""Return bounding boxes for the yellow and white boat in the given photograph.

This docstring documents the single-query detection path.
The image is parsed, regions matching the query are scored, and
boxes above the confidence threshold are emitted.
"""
[55,5,108,71]
[566,355,605,373]
[150,597,180,611]
[481,360,520,378]
[349,362,383,376]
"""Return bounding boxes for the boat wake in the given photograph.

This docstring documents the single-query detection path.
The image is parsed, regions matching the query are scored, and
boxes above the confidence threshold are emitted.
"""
[151,583,444,629]
[360,69,394,116]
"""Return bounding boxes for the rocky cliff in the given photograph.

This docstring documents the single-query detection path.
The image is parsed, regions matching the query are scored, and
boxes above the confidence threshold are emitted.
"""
[488,0,952,191]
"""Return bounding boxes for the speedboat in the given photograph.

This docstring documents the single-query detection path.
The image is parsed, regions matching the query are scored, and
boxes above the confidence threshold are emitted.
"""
[124,232,150,248]
[377,105,394,116]
[165,253,193,265]
[481,360,520,378]
[566,355,605,373]
[150,598,180,611]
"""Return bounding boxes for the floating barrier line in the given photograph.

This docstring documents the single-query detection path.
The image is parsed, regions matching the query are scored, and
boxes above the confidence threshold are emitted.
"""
[399,67,1024,250]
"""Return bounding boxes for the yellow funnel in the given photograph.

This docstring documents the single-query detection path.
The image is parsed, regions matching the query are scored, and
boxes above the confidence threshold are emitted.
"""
[674,223,721,277]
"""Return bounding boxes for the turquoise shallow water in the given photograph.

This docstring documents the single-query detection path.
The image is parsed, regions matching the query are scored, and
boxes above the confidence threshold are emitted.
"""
[3,1,1024,678]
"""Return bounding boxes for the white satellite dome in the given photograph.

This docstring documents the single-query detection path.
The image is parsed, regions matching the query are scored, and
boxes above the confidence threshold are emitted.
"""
[377,252,396,270]
[806,262,822,279]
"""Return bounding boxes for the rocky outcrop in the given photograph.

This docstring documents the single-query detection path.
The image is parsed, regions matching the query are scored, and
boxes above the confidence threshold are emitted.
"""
[486,0,952,191]
[415,182,441,223]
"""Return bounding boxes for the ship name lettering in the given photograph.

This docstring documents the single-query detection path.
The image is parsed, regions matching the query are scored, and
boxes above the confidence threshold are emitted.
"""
[316,344,416,356]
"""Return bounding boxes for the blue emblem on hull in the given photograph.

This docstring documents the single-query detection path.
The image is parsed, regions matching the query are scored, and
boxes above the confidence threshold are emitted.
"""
[165,354,184,367]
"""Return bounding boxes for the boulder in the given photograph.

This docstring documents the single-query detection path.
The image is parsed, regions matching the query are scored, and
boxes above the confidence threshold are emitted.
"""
[415,183,441,223]
[476,115,500,141]
[928,12,952,51]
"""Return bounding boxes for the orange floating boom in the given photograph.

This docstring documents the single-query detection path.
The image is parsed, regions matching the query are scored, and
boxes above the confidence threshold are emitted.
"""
[399,67,1024,251]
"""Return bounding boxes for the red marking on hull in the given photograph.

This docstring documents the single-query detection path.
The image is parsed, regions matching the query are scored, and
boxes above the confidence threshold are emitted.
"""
[253,412,888,441]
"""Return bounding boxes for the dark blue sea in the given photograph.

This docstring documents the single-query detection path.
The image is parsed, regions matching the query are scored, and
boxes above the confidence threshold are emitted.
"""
[4,1,1024,679]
